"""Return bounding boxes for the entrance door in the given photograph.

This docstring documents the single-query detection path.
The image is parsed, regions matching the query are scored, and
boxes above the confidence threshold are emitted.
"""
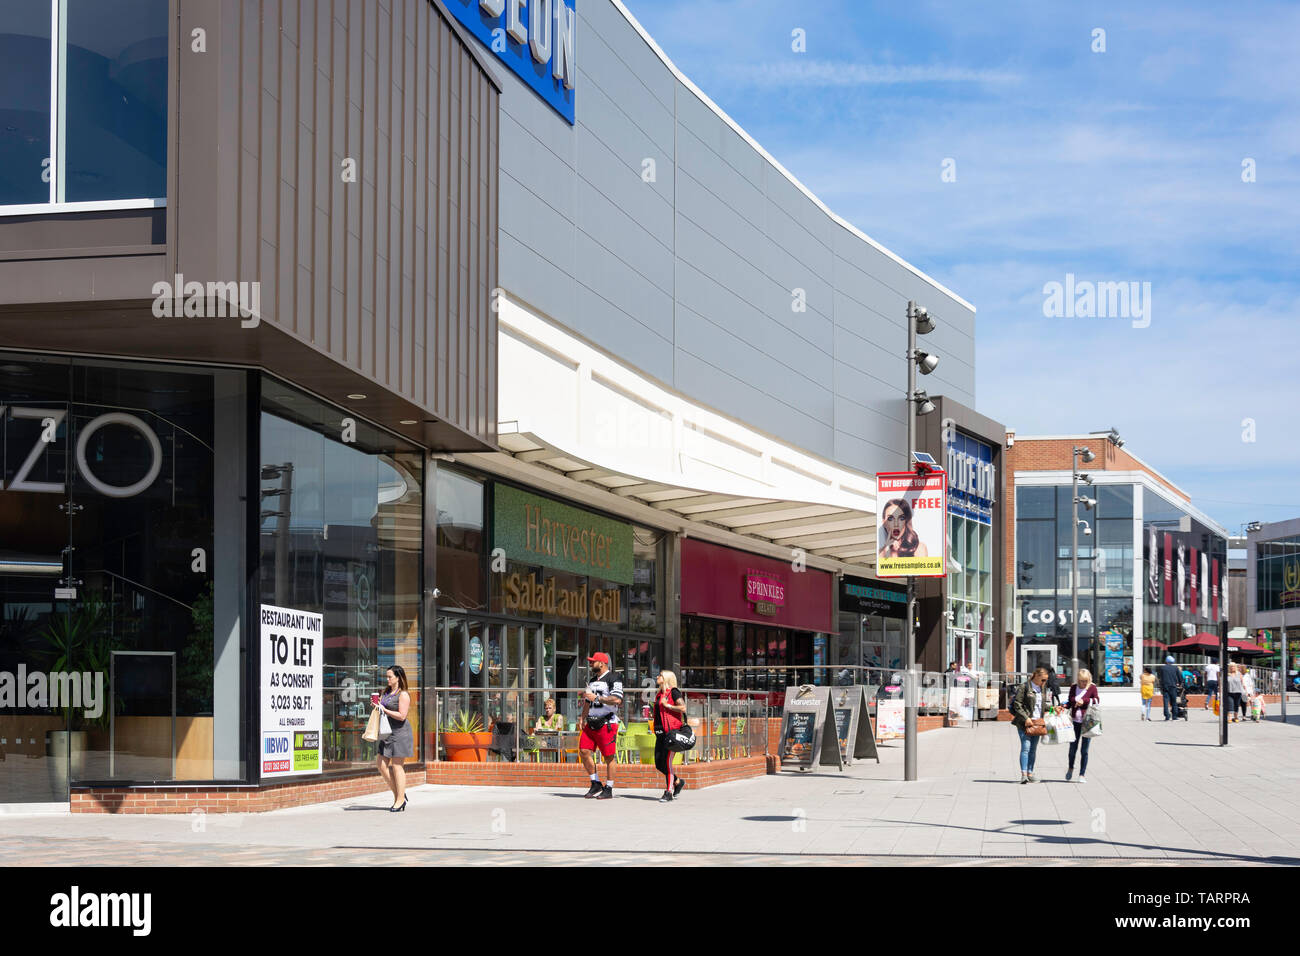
[1021,644,1058,677]
[0,355,74,804]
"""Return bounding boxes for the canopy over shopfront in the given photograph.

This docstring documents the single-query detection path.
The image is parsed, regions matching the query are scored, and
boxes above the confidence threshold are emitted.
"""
[473,298,883,571]
[1166,633,1270,657]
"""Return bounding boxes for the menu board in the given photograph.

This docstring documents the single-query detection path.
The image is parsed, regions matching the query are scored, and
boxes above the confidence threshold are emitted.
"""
[830,684,879,765]
[778,685,842,772]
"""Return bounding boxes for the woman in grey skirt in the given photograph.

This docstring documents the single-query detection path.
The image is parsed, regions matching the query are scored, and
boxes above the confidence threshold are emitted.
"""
[374,665,413,811]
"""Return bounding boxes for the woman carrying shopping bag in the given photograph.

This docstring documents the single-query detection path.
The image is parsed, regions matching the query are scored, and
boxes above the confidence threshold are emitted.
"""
[1065,668,1100,783]
[653,670,688,803]
[1011,667,1050,784]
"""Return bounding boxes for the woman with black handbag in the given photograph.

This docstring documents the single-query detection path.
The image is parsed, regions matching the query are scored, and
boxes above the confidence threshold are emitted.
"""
[653,670,688,803]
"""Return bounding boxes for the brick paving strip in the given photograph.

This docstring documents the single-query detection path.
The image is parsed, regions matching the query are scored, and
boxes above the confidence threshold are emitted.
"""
[2,708,1297,867]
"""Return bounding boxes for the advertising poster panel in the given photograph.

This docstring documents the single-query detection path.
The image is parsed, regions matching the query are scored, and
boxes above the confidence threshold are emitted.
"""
[876,699,905,740]
[260,604,324,779]
[876,471,946,578]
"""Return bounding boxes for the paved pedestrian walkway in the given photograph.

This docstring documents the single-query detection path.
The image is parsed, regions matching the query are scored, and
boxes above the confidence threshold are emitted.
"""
[2,706,1297,866]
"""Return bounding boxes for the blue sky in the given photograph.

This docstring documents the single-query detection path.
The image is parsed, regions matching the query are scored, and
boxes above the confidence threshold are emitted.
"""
[620,0,1299,533]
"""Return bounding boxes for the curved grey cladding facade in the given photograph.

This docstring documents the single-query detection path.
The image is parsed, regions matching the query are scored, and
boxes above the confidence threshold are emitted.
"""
[494,0,975,476]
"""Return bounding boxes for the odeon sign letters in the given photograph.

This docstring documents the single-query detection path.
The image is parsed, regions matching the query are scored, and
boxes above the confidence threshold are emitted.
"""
[0,407,163,499]
[447,0,578,124]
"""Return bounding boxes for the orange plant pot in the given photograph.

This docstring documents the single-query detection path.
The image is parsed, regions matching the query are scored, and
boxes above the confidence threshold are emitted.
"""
[442,732,493,762]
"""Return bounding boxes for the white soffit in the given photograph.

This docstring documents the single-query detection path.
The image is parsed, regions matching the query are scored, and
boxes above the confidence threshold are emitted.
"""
[492,296,880,567]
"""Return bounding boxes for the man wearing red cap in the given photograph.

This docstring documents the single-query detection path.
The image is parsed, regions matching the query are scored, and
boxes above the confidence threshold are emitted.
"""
[579,651,623,799]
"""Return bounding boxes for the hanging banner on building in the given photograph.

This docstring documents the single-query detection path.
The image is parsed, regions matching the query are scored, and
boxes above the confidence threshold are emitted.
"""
[1201,552,1209,619]
[260,604,323,778]
[1170,530,1180,606]
[1176,542,1187,611]
[1190,547,1198,612]
[875,471,946,577]
[1147,528,1159,604]
[1206,561,1216,621]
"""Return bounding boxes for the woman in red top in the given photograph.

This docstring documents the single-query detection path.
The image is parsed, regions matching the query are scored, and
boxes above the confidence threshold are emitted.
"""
[1066,668,1100,783]
[653,670,687,803]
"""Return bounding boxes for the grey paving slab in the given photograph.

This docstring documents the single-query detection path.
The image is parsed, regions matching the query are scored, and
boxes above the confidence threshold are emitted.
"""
[2,709,1297,866]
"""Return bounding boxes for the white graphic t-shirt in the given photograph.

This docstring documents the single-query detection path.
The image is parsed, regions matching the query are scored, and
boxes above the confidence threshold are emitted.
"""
[585,671,624,726]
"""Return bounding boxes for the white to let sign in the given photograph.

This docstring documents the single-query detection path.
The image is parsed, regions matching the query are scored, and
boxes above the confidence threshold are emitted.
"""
[259,604,323,778]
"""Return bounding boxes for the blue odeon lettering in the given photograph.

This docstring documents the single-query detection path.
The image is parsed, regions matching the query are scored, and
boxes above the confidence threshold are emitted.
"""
[945,435,996,525]
[447,0,577,124]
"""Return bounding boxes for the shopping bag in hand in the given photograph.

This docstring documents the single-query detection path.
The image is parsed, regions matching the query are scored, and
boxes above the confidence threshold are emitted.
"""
[363,707,382,742]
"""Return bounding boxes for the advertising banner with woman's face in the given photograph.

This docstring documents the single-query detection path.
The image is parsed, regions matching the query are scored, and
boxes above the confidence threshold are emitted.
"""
[875,471,947,577]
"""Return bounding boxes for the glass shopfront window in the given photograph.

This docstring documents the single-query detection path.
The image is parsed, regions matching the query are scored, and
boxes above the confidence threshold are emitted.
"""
[431,469,665,740]
[1256,535,1300,613]
[1016,482,1136,682]
[1,0,168,210]
[1,353,247,801]
[258,378,423,774]
[1141,488,1227,670]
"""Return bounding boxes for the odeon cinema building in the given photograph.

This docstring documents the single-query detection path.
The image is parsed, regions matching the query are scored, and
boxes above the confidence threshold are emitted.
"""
[0,0,980,811]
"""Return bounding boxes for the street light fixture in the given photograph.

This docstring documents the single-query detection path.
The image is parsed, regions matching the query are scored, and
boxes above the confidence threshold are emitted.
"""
[903,300,939,783]
[1069,430,1120,683]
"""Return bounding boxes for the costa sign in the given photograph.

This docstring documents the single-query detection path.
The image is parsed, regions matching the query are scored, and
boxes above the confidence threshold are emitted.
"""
[0,407,162,499]
[1024,607,1093,626]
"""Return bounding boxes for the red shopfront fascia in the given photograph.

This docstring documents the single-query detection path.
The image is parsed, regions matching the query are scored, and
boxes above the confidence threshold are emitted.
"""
[680,539,834,633]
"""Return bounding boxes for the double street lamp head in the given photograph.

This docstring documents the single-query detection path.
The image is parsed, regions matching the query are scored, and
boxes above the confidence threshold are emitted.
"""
[1091,427,1125,448]
[912,389,936,415]
[1075,445,1096,464]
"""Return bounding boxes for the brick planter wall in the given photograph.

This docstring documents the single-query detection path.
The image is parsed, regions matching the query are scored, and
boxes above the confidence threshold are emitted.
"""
[423,756,767,790]
[72,768,427,814]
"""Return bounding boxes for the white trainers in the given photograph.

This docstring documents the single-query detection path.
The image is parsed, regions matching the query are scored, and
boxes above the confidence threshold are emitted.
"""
[1078,776,1087,783]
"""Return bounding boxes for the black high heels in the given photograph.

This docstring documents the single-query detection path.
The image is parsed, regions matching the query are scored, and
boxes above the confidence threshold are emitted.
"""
[390,799,407,812]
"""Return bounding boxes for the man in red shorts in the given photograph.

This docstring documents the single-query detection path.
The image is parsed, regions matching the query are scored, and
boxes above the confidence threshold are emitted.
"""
[579,652,623,799]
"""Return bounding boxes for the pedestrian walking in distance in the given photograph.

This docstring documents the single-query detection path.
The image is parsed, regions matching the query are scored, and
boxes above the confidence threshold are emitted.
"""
[653,670,687,802]
[1011,667,1050,783]
[1159,655,1183,720]
[1140,667,1155,721]
[579,652,623,799]
[1225,663,1244,723]
[1239,666,1255,722]
[1065,669,1099,783]
[1204,659,1220,711]
[1046,668,1062,708]
[373,665,413,812]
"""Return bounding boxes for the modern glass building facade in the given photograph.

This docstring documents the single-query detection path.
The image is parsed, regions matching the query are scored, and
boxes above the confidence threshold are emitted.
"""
[1014,472,1227,686]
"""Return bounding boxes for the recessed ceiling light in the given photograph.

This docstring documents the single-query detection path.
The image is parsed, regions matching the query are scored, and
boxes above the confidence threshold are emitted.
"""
[399,420,417,425]
[346,393,367,400]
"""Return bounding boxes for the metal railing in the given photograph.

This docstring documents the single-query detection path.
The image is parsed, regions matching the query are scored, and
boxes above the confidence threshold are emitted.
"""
[682,665,1016,722]
[427,685,776,764]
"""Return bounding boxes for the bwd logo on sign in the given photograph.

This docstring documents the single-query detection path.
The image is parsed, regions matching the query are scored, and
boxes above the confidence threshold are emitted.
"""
[0,407,163,498]
[448,0,577,124]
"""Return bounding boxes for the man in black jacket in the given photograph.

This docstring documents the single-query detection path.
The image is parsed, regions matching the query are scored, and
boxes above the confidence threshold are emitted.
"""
[1159,655,1183,720]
